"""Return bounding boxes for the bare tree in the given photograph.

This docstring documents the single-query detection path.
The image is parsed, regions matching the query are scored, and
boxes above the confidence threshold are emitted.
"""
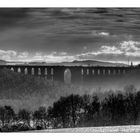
[18,109,31,127]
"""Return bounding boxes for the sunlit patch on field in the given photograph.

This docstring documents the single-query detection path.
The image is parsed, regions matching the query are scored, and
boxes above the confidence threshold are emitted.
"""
[33,125,140,133]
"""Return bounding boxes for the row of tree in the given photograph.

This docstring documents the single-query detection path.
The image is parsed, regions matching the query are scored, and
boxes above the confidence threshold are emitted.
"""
[0,85,140,131]
[47,88,140,128]
[0,105,48,131]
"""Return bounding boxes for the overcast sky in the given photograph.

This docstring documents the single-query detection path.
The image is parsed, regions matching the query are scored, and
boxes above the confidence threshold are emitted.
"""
[0,8,140,64]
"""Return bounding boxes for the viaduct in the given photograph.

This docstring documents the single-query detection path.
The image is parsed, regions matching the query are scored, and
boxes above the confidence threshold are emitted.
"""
[0,64,139,84]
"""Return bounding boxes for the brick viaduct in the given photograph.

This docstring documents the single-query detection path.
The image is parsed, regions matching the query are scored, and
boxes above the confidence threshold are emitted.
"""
[0,65,138,84]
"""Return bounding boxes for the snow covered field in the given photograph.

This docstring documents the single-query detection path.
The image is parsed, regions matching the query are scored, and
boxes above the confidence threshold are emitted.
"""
[32,125,140,133]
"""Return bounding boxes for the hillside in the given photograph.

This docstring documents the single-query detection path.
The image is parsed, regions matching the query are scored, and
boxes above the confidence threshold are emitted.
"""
[0,66,140,112]
[0,68,80,112]
[0,60,7,65]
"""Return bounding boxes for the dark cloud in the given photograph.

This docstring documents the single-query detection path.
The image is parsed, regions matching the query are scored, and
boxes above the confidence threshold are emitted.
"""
[0,8,140,63]
[0,8,28,29]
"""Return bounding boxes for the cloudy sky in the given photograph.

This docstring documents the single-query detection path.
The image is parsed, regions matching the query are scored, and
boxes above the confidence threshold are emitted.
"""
[0,8,140,64]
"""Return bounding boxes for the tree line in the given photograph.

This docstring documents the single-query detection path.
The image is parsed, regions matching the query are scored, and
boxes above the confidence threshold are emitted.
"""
[0,85,140,131]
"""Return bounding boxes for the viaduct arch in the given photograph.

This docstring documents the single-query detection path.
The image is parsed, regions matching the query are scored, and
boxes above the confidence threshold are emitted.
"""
[0,65,137,84]
[64,68,71,84]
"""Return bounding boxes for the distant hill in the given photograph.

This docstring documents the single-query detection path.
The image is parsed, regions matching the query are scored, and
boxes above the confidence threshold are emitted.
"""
[28,60,128,67]
[60,60,128,67]
[0,59,128,67]
[0,60,7,65]
[0,68,77,111]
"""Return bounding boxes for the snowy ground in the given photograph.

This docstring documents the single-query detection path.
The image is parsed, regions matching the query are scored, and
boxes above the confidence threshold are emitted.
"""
[32,125,140,133]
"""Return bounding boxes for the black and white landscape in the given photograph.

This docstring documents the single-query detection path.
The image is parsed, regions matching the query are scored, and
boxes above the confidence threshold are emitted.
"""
[0,8,140,132]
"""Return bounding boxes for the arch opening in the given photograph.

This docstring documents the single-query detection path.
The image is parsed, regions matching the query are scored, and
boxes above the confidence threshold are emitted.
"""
[64,68,71,84]
[45,68,47,75]
[10,67,14,72]
[98,69,100,75]
[87,69,89,75]
[51,68,54,75]
[92,69,94,75]
[31,68,35,75]
[38,68,41,75]
[81,69,84,75]
[103,69,105,75]
[18,67,21,73]
[24,68,28,75]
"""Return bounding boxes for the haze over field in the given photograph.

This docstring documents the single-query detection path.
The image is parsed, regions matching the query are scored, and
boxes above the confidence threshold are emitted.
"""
[0,68,139,112]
